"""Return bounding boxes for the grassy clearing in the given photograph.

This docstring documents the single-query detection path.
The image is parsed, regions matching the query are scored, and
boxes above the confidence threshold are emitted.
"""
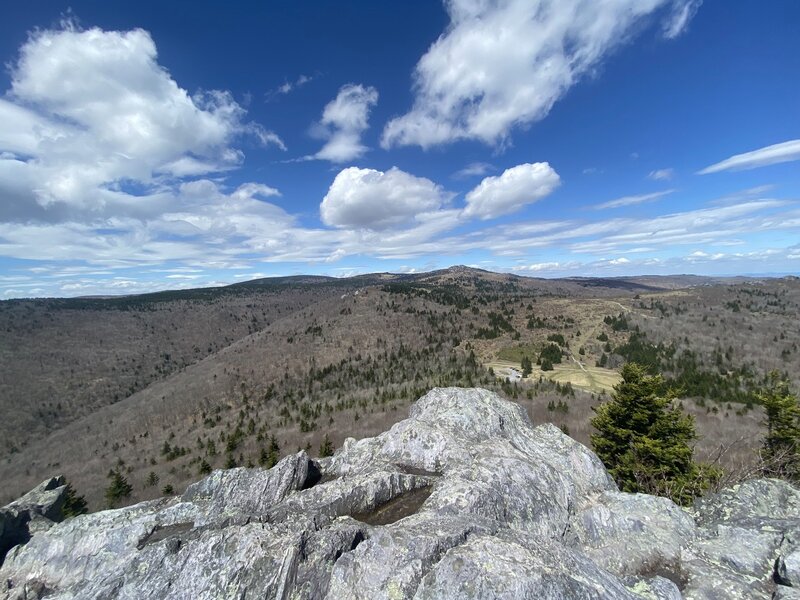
[487,359,620,394]
[497,343,539,363]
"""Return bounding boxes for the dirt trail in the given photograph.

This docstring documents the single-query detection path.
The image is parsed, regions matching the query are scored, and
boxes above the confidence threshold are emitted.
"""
[609,300,656,320]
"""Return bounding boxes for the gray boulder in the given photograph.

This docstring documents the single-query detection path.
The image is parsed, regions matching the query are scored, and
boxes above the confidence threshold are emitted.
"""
[0,387,798,599]
[681,478,800,599]
[1,477,67,564]
[777,548,800,586]
[566,491,696,580]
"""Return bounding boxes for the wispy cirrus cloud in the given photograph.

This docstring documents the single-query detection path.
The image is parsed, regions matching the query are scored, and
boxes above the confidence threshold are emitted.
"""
[452,162,494,180]
[594,189,674,210]
[507,246,797,278]
[698,139,800,174]
[265,73,315,100]
[648,168,675,181]
[2,189,798,297]
[662,0,703,39]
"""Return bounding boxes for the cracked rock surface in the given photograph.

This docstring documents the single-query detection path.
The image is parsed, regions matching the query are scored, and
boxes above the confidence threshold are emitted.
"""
[1,387,798,599]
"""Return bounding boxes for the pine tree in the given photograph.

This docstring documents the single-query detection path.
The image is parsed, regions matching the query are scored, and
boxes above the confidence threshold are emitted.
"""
[61,481,88,518]
[319,434,334,458]
[104,468,133,508]
[759,371,800,481]
[591,362,716,505]
[267,434,281,467]
[520,355,532,378]
[225,453,237,469]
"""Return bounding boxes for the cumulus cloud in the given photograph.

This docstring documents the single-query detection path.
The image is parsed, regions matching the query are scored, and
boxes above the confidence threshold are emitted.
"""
[382,0,701,148]
[0,22,285,223]
[320,166,450,230]
[648,168,675,181]
[313,84,379,163]
[0,21,308,274]
[698,139,800,174]
[594,189,674,210]
[463,162,560,220]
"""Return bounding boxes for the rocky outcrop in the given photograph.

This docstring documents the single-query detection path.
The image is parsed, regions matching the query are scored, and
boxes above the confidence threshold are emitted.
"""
[0,477,68,564]
[0,387,798,599]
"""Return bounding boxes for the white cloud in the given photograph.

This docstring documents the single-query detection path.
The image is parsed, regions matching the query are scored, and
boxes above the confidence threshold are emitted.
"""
[507,245,800,278]
[252,128,287,151]
[698,139,800,174]
[453,162,494,179]
[230,182,281,201]
[382,0,700,148]
[320,166,450,230]
[266,74,315,99]
[313,84,378,163]
[663,0,702,38]
[517,261,568,273]
[594,189,674,210]
[688,250,725,261]
[3,188,799,297]
[463,162,560,220]
[568,200,791,254]
[0,22,284,223]
[648,168,675,181]
[0,179,295,265]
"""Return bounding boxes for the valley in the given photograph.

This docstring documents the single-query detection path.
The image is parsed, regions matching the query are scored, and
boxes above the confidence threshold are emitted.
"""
[1,267,798,509]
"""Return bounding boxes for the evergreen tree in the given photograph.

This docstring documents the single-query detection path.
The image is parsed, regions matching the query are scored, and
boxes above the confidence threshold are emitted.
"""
[319,434,334,458]
[145,471,159,487]
[61,481,88,518]
[759,371,800,481]
[268,434,280,467]
[104,468,133,508]
[520,355,532,378]
[590,362,716,505]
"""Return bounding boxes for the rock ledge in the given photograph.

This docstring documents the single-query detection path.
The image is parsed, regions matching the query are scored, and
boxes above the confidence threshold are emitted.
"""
[1,387,798,599]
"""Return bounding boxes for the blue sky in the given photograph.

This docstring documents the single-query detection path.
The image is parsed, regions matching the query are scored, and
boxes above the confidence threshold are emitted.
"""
[0,1,798,297]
